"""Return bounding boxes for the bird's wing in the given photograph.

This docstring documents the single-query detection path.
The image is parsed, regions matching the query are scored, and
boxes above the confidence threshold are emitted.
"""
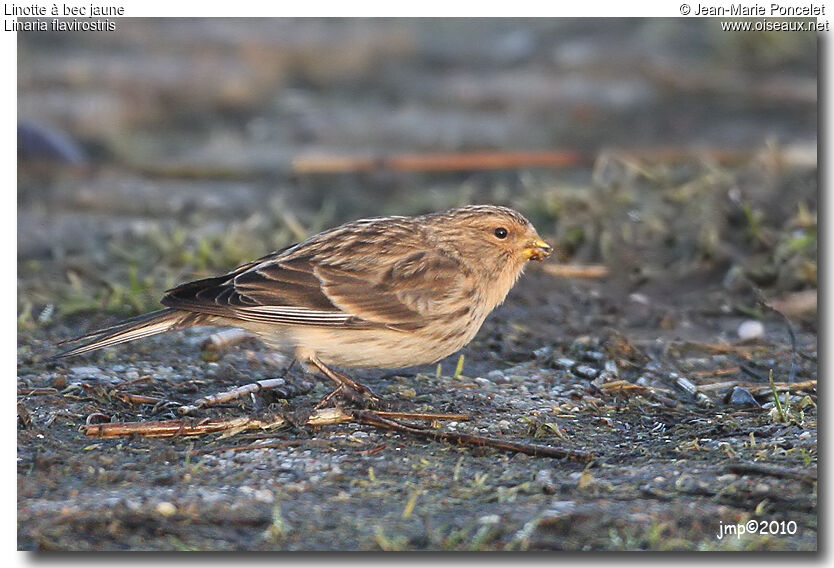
[316,250,473,331]
[161,249,473,331]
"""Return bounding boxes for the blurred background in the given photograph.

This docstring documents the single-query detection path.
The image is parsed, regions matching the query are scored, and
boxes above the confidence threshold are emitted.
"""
[18,18,817,336]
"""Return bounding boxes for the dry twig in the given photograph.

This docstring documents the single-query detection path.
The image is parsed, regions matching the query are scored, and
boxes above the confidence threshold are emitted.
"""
[350,410,593,461]
[697,380,816,395]
[728,461,817,485]
[539,264,609,279]
[178,378,310,415]
[672,376,714,407]
[80,407,589,460]
[292,150,586,174]
[17,387,59,396]
[690,367,741,378]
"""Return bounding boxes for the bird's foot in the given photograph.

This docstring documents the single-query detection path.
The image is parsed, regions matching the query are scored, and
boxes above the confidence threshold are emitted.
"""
[314,383,386,410]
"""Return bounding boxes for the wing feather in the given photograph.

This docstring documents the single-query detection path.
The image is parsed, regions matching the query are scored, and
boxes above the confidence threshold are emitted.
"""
[161,223,474,330]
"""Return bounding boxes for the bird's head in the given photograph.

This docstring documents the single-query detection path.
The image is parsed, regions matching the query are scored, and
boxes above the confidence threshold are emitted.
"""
[426,205,553,272]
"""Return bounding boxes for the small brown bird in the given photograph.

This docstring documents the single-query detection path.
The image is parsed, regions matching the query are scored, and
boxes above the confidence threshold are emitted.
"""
[57,205,552,403]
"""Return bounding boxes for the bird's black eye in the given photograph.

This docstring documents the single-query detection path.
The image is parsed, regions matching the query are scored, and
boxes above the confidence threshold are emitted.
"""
[493,227,508,239]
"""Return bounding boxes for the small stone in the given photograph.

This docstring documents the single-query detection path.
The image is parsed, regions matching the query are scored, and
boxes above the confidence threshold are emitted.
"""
[533,346,553,360]
[643,361,664,374]
[554,357,576,369]
[125,369,140,380]
[155,502,177,517]
[487,370,507,383]
[582,351,605,362]
[725,386,761,407]
[573,365,599,379]
[474,377,492,388]
[51,374,67,389]
[534,469,556,494]
[70,366,103,377]
[253,489,274,503]
[478,514,501,525]
[737,320,765,340]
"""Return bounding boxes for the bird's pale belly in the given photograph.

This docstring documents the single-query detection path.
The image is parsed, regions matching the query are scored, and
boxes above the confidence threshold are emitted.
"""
[280,325,480,369]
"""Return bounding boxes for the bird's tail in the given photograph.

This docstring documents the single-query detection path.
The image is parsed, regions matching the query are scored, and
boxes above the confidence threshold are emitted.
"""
[53,308,209,359]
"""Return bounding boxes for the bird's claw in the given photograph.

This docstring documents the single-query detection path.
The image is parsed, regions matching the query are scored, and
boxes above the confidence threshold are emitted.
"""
[314,383,386,410]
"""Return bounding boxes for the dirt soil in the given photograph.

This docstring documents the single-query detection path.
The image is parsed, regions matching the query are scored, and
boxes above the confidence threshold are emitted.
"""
[17,19,817,551]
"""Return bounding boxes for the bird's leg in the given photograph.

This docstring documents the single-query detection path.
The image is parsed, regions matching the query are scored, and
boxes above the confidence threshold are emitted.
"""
[306,356,383,407]
[313,385,345,409]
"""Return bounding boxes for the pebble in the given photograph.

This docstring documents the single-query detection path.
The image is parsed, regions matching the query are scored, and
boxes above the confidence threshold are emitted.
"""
[545,501,576,515]
[573,365,599,379]
[155,502,177,517]
[554,358,576,369]
[486,370,509,384]
[738,320,765,340]
[239,487,274,503]
[153,366,175,378]
[534,469,556,494]
[474,377,492,388]
[533,346,553,361]
[725,386,761,407]
[478,514,501,525]
[69,366,104,377]
[643,361,664,374]
[629,293,650,305]
[582,351,605,362]
[125,369,140,380]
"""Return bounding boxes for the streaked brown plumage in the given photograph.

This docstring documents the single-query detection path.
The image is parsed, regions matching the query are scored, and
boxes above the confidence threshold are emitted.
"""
[57,205,552,402]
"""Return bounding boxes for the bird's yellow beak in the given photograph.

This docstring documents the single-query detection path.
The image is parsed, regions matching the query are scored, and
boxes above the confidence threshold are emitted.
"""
[522,238,553,261]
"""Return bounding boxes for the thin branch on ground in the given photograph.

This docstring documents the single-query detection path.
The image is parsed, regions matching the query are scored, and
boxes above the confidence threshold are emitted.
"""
[349,410,594,462]
[178,378,312,415]
[80,407,590,460]
[728,461,817,484]
[538,264,609,279]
